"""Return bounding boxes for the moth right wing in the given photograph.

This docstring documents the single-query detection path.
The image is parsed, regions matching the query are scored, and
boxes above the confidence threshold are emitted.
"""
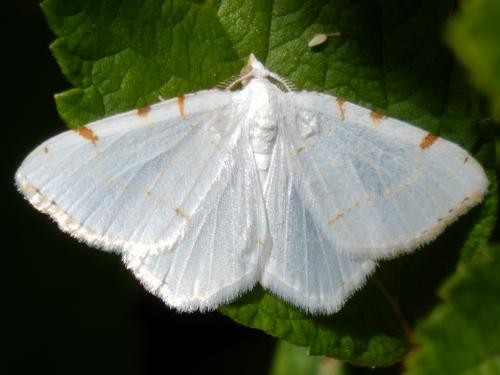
[260,125,377,314]
[281,91,488,260]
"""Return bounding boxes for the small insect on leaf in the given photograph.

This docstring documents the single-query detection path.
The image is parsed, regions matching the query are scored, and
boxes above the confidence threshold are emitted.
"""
[308,31,342,48]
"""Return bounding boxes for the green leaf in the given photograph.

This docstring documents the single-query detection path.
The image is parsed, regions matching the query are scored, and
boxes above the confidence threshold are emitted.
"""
[270,340,403,375]
[42,0,496,367]
[445,0,500,120]
[270,340,345,375]
[405,245,500,374]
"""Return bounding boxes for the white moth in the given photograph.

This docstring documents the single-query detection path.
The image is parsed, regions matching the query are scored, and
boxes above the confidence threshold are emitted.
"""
[308,32,342,48]
[16,54,488,314]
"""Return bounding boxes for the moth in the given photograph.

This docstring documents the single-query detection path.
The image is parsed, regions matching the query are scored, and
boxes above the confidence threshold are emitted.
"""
[16,54,488,313]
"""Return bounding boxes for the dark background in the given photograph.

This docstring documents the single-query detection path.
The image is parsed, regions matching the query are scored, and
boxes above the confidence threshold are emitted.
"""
[6,2,275,374]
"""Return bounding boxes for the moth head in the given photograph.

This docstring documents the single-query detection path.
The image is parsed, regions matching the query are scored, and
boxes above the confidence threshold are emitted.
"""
[237,53,295,92]
[241,53,268,79]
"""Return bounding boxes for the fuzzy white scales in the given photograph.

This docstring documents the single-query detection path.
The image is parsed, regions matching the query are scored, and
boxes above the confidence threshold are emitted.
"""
[15,54,488,314]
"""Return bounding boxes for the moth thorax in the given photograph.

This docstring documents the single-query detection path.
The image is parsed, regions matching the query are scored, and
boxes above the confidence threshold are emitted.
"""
[249,113,278,170]
[243,81,278,173]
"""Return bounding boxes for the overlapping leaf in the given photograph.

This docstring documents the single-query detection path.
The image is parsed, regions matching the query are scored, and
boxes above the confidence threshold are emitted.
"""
[405,246,500,374]
[446,0,500,120]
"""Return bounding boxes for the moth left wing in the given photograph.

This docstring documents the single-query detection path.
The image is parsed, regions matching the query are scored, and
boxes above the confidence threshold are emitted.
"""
[123,122,270,312]
[16,89,270,312]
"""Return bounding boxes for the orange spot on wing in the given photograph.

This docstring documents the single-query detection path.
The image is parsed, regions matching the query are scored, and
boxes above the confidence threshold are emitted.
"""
[336,98,346,121]
[175,207,190,219]
[328,196,374,226]
[74,126,98,144]
[43,147,48,153]
[420,133,438,150]
[328,212,344,226]
[370,111,384,125]
[137,105,151,117]
[177,95,186,118]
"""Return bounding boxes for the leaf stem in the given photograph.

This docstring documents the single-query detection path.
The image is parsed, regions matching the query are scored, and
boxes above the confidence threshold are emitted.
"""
[371,276,415,346]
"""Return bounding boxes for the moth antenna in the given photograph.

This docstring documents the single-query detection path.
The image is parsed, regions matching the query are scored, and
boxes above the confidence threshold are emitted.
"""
[217,75,242,89]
